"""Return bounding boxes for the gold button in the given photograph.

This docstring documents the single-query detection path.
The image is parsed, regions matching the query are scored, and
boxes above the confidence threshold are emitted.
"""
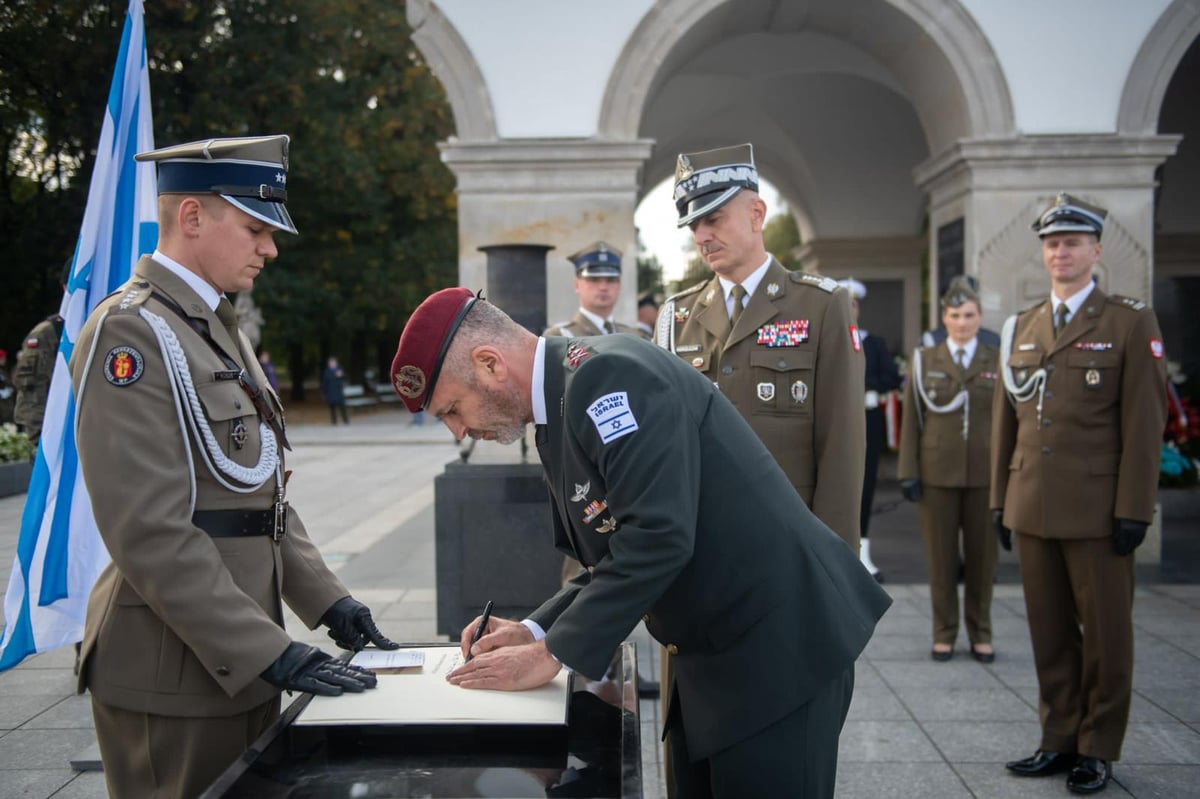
[666,644,679,655]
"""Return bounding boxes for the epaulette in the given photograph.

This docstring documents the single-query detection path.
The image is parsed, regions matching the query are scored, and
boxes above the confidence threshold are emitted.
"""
[1107,294,1147,312]
[664,280,707,304]
[790,272,838,292]
[109,280,153,314]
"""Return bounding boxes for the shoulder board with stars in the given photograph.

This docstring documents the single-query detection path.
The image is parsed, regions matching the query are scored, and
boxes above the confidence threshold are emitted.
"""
[664,280,708,304]
[789,272,838,293]
[111,281,153,314]
[1108,295,1147,312]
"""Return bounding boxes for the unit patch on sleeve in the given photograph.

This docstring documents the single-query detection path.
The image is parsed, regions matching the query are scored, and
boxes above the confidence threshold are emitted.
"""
[1150,339,1164,359]
[103,346,144,386]
[586,391,639,444]
[850,325,862,353]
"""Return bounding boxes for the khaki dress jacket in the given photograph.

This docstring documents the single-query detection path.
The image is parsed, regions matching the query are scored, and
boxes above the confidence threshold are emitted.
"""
[71,256,348,717]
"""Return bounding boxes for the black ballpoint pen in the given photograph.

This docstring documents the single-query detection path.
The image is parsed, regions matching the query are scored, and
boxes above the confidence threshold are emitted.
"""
[464,600,493,663]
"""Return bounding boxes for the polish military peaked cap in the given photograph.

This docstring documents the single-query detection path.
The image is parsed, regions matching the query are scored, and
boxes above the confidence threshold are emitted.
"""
[673,143,759,227]
[568,241,623,278]
[135,135,298,234]
[1032,192,1107,239]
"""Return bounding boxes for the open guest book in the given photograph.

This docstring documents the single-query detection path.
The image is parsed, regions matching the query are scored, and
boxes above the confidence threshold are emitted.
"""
[293,644,572,727]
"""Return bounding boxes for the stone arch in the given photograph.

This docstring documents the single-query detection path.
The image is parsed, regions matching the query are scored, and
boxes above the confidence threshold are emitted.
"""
[406,0,497,140]
[1117,0,1200,134]
[598,0,1014,148]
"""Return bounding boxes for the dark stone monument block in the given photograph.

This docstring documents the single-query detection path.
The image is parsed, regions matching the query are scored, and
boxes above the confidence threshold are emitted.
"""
[480,243,553,335]
[435,461,563,637]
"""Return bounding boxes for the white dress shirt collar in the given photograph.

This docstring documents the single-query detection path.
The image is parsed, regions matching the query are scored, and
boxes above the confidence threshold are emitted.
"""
[532,336,548,425]
[718,255,772,317]
[578,307,614,334]
[1051,281,1096,327]
[152,250,223,311]
[948,336,978,368]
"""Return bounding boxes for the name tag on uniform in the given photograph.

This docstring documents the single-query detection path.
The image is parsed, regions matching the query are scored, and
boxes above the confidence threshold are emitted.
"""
[1018,343,1037,351]
[675,344,702,353]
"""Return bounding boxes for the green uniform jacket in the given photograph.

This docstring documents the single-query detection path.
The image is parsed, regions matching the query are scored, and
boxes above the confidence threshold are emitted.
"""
[655,259,865,549]
[898,341,999,487]
[544,310,640,338]
[529,335,890,761]
[71,256,347,717]
[990,289,1167,537]
[13,314,63,441]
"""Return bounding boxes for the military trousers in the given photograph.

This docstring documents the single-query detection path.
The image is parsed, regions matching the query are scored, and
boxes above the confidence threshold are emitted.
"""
[667,664,854,799]
[1016,532,1135,761]
[92,694,280,798]
[918,485,996,646]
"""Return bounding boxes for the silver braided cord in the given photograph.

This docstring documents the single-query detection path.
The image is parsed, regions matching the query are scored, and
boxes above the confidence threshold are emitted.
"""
[910,347,969,439]
[140,308,278,490]
[999,313,1047,427]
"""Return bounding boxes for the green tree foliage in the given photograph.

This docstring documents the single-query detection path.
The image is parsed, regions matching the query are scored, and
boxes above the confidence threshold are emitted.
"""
[762,209,802,270]
[2,1,457,397]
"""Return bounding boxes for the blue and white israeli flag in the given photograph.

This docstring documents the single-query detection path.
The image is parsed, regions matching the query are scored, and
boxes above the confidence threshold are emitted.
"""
[0,0,157,671]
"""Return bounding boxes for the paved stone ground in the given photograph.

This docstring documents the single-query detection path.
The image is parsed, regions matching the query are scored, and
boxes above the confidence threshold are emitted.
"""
[0,406,1197,797]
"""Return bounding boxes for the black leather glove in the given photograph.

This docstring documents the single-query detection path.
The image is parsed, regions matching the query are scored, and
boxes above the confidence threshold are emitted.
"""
[991,509,1012,551]
[900,479,922,503]
[320,596,399,651]
[260,642,377,696]
[1113,518,1148,556]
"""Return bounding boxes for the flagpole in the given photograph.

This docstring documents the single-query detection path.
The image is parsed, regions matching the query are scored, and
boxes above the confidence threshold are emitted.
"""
[0,0,156,671]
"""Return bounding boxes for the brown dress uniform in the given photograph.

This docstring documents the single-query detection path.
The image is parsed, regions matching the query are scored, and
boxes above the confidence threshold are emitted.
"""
[899,340,999,646]
[656,258,866,550]
[71,256,349,797]
[13,314,63,444]
[544,311,640,339]
[990,287,1167,761]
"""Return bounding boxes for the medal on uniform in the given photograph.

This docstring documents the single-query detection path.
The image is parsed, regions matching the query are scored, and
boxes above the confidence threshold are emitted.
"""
[691,356,704,368]
[571,481,590,502]
[674,307,690,322]
[757,382,775,402]
[791,380,808,404]
[231,419,248,450]
[1085,368,1101,389]
[582,498,608,524]
[596,517,618,534]
[766,282,780,297]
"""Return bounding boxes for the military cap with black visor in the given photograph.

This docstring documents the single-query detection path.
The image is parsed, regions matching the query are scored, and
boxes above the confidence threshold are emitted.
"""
[673,143,759,227]
[568,241,623,277]
[1031,192,1106,238]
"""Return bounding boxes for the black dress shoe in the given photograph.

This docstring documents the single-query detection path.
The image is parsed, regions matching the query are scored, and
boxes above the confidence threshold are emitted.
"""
[1006,749,1077,777]
[637,679,660,699]
[1067,757,1111,794]
[970,645,995,663]
[930,647,953,662]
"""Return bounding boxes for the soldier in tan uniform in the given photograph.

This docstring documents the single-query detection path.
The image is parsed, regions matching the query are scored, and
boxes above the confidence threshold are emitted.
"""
[898,277,999,663]
[13,314,63,446]
[72,136,396,797]
[656,144,865,550]
[992,193,1167,795]
[544,241,641,339]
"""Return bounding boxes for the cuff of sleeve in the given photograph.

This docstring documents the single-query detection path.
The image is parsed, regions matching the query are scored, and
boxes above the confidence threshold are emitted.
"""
[521,618,546,641]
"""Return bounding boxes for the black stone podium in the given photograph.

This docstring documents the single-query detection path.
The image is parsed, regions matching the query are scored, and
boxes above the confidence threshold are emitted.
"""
[434,460,564,637]
[201,644,643,798]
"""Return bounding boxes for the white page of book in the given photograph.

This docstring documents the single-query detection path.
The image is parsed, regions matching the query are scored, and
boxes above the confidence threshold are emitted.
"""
[294,645,570,726]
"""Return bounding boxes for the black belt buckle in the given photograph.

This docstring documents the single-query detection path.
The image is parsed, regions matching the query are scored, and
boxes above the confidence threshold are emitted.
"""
[273,500,288,542]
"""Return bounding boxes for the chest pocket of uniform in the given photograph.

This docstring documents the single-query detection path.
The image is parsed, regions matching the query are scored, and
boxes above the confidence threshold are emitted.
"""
[1006,351,1043,385]
[749,349,814,415]
[196,380,257,456]
[921,371,957,405]
[1065,350,1120,399]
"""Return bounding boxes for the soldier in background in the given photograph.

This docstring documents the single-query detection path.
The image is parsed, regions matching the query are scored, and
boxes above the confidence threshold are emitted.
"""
[636,290,659,339]
[992,193,1166,794]
[544,242,640,339]
[899,276,999,663]
[13,260,68,446]
[656,143,865,551]
[839,278,901,581]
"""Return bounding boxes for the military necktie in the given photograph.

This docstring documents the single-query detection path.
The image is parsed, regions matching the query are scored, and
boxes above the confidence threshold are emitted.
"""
[216,297,240,341]
[602,320,614,335]
[730,284,747,329]
[955,347,967,377]
[1053,302,1069,335]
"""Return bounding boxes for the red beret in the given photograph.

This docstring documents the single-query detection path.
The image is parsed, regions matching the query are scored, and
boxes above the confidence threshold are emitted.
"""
[390,287,478,413]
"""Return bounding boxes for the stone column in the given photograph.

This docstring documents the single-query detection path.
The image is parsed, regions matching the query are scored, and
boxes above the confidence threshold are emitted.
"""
[440,139,654,329]
[915,135,1181,332]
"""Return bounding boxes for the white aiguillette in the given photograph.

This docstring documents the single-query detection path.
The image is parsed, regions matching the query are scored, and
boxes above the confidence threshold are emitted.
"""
[294,645,572,727]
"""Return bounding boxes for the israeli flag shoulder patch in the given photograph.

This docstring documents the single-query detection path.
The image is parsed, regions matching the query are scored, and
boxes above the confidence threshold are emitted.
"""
[586,391,639,445]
